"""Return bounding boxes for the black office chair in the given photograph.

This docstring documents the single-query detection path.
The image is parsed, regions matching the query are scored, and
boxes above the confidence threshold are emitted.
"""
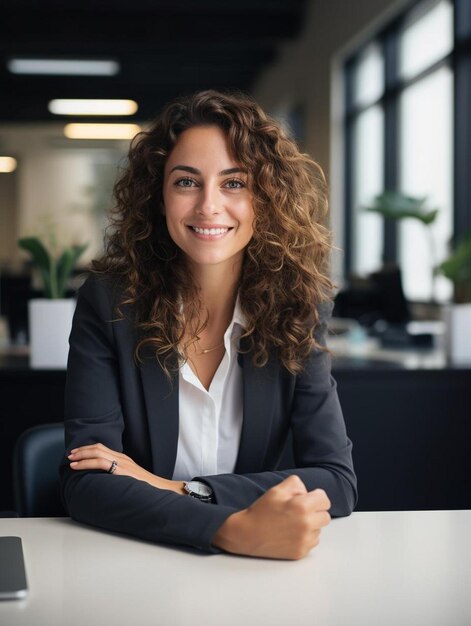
[13,423,67,517]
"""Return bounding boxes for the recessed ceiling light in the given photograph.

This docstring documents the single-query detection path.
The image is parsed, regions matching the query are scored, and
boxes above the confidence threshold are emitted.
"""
[0,157,18,173]
[49,99,138,116]
[64,123,141,140]
[7,58,120,76]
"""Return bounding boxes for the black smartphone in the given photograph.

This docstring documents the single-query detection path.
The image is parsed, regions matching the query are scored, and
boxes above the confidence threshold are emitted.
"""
[0,537,28,600]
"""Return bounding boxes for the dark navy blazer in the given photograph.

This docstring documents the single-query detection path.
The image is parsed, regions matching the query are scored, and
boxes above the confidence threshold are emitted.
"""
[60,274,357,552]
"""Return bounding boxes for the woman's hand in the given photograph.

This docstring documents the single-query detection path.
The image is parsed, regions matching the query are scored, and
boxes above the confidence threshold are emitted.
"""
[212,475,331,560]
[67,443,185,495]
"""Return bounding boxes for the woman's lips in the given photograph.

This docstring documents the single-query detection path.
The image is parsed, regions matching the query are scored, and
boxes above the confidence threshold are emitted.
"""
[190,226,230,235]
[187,225,233,238]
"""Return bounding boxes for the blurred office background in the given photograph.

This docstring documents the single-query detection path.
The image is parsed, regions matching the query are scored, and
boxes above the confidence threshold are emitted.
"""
[1,0,466,328]
[1,0,470,514]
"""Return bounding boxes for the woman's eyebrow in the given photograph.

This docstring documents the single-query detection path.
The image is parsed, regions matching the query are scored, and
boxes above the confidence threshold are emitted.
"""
[218,167,247,176]
[169,165,199,175]
[169,165,247,176]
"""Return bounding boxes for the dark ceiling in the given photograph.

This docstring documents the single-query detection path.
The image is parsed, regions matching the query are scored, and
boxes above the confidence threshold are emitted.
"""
[1,0,308,123]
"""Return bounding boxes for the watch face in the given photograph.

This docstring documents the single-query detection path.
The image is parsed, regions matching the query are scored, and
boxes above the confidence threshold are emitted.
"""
[187,481,212,498]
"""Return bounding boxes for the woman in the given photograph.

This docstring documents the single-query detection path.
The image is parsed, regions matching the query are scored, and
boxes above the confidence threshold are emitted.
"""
[61,90,357,560]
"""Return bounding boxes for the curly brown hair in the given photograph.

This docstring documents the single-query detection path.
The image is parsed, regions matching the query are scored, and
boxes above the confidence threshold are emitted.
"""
[93,89,333,376]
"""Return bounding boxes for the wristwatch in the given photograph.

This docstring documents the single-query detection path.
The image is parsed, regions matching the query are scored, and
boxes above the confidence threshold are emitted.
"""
[183,480,214,503]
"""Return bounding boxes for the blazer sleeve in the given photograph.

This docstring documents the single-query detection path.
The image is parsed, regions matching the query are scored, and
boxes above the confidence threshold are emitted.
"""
[60,275,238,553]
[196,305,358,517]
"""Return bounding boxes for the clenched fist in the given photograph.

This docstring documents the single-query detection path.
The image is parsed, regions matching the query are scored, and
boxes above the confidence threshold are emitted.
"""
[213,475,331,560]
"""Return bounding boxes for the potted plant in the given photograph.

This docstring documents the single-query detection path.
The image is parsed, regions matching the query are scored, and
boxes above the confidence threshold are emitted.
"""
[364,191,439,301]
[438,232,471,363]
[18,236,87,368]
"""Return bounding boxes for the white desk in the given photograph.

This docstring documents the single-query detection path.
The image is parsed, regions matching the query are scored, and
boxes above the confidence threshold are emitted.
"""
[1,511,470,626]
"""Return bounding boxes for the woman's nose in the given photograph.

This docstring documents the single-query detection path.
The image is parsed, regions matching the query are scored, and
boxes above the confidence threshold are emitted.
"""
[196,184,221,215]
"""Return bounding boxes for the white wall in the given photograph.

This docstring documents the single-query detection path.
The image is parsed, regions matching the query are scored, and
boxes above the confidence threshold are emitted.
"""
[0,124,128,266]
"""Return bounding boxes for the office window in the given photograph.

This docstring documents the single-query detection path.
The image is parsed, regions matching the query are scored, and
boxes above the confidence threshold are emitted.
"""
[399,66,453,301]
[399,0,453,80]
[343,0,468,303]
[353,43,384,107]
[352,106,384,275]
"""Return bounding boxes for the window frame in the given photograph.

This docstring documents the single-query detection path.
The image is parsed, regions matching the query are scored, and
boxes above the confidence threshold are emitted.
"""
[343,0,470,301]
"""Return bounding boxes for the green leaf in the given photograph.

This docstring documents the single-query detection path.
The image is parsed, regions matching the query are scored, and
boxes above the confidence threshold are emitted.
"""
[38,267,54,299]
[56,243,88,298]
[363,191,439,225]
[18,237,51,272]
[438,233,471,285]
[18,236,87,299]
[18,237,54,296]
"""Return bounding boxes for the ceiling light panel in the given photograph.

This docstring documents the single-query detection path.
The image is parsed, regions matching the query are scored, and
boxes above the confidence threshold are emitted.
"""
[64,124,141,140]
[49,99,138,116]
[0,157,18,173]
[7,59,120,76]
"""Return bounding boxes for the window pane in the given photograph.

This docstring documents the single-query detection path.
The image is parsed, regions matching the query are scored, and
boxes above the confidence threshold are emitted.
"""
[353,43,384,107]
[352,105,384,275]
[399,0,453,80]
[399,66,453,302]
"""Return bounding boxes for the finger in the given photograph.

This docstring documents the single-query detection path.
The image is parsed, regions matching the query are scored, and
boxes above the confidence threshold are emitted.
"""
[313,510,331,529]
[293,529,323,560]
[68,445,124,463]
[274,475,308,496]
[289,494,332,522]
[310,529,322,549]
[70,458,119,473]
[68,448,114,463]
[306,488,331,511]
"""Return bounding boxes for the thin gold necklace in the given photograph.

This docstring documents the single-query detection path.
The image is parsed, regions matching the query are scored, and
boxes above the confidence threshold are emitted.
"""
[193,340,225,356]
[187,344,224,386]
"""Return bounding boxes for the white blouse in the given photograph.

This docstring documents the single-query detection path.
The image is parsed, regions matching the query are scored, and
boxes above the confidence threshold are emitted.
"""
[172,299,245,481]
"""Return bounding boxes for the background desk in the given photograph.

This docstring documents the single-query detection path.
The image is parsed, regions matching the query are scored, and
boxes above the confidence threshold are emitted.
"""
[1,511,470,626]
[1,350,471,512]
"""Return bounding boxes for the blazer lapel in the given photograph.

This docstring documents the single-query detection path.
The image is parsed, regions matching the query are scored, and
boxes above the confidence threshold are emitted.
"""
[139,341,279,478]
[235,342,278,474]
[140,350,179,479]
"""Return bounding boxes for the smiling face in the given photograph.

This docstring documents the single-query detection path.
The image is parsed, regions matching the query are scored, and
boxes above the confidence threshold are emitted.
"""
[162,125,254,277]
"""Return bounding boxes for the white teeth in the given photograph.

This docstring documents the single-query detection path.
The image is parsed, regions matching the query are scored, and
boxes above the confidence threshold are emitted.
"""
[191,226,229,235]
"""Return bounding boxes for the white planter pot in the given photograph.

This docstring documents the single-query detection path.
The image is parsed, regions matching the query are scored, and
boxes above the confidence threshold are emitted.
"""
[443,303,471,364]
[28,298,76,369]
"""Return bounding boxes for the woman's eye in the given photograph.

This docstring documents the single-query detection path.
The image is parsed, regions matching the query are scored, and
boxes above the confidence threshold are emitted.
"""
[175,177,196,188]
[224,178,245,189]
